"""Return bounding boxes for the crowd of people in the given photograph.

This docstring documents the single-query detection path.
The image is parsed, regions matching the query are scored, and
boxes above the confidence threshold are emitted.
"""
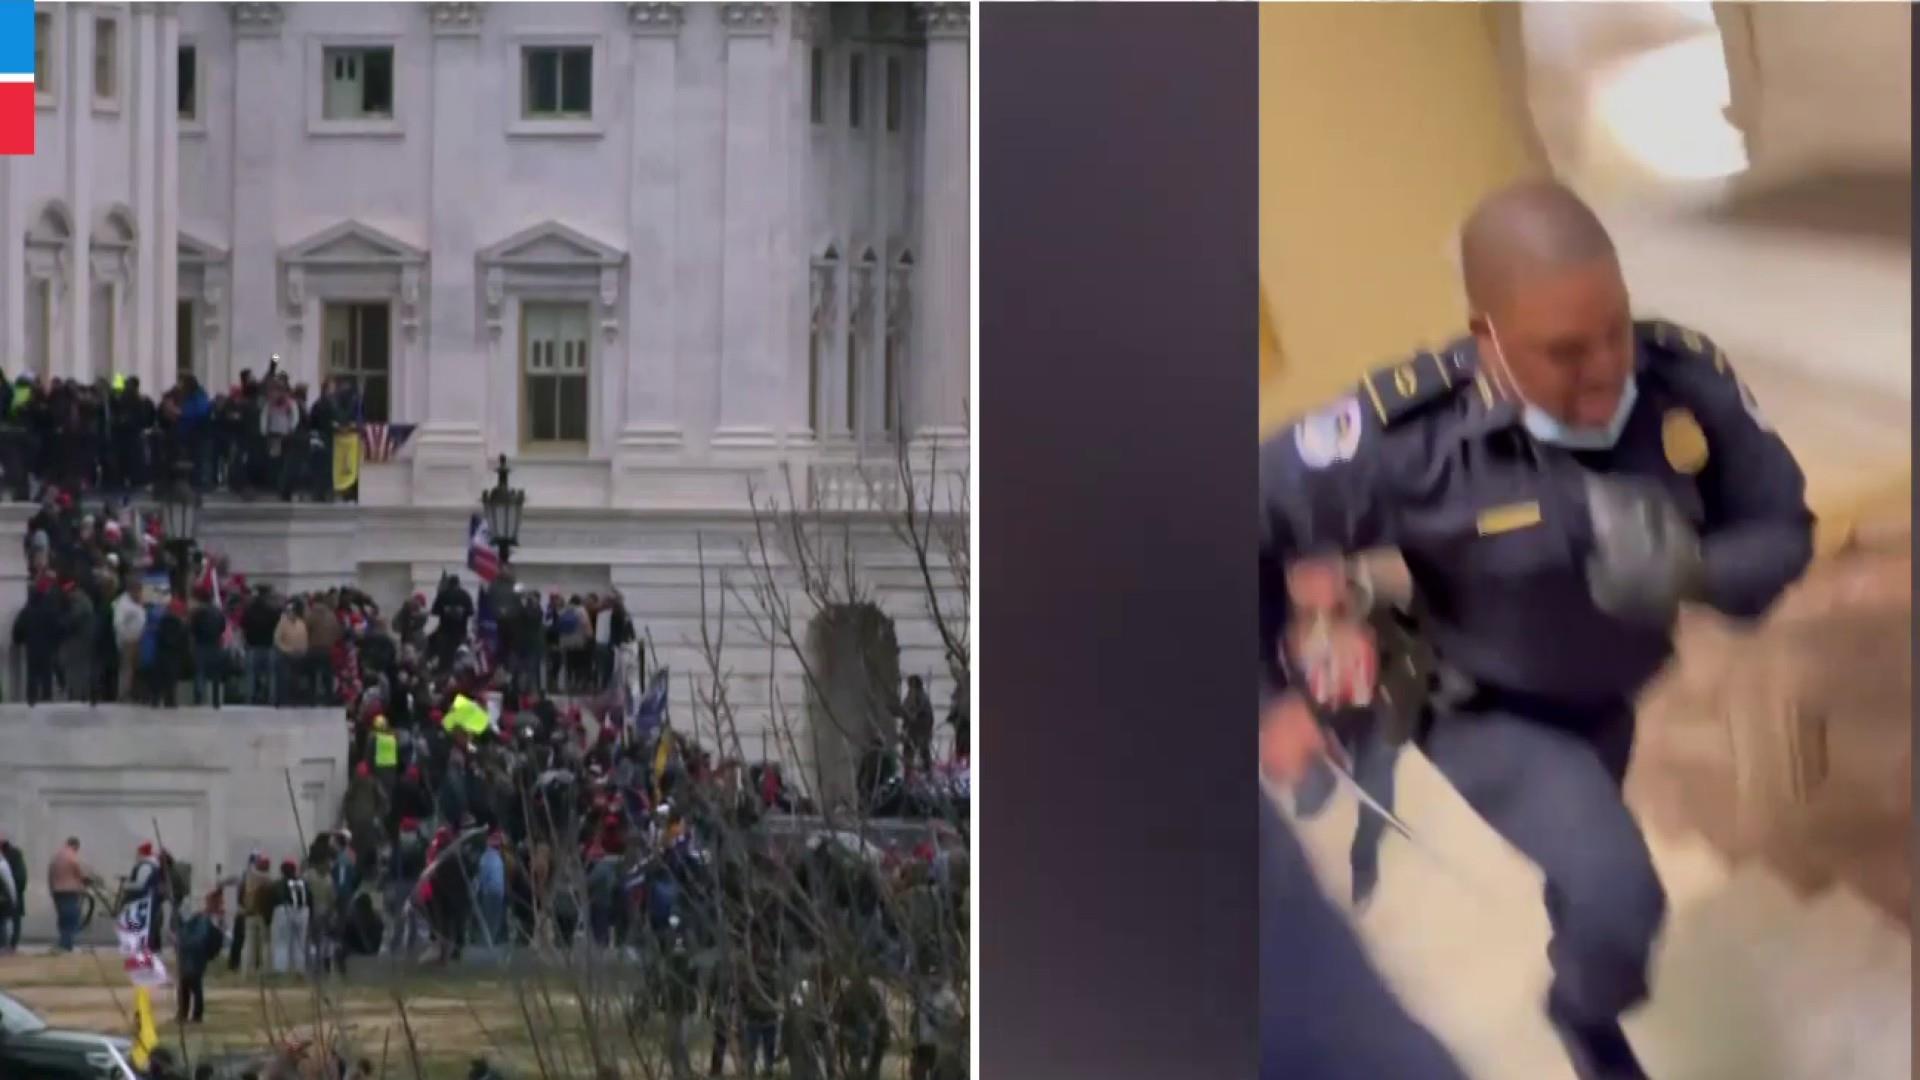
[10,483,657,709]
[122,658,969,1078]
[2,432,972,1077]
[0,364,372,505]
[6,550,970,1078]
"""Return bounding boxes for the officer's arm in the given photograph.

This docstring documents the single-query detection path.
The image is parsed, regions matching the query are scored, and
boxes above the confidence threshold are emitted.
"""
[1687,360,1815,619]
[1259,397,1403,697]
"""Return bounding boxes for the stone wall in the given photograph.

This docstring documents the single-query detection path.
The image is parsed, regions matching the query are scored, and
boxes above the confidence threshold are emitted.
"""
[0,705,346,942]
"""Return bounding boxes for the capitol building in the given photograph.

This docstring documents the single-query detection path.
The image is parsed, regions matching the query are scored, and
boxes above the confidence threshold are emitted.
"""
[0,1,970,790]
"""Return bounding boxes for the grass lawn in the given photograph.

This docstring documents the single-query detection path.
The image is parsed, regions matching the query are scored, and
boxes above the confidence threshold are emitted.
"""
[3,948,921,1079]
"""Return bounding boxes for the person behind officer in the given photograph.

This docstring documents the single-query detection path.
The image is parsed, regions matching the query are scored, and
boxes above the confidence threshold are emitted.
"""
[1258,181,1813,1080]
[1284,578,1407,911]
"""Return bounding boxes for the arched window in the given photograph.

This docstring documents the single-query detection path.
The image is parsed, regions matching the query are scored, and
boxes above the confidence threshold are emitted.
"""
[23,201,73,377]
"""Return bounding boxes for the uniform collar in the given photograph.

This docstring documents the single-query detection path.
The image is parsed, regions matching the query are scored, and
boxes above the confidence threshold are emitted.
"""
[1450,333,1653,441]
[1447,337,1524,440]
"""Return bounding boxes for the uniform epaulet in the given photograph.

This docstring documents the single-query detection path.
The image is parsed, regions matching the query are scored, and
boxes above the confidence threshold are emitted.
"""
[1357,349,1474,429]
[1638,318,1730,375]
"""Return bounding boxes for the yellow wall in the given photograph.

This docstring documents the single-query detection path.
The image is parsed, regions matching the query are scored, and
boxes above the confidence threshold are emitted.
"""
[1260,3,1543,435]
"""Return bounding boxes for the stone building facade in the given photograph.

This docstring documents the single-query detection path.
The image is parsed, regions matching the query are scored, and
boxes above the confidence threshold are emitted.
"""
[1,2,971,792]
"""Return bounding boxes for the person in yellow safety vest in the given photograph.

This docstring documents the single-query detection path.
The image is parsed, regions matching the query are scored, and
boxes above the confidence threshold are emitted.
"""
[371,716,399,795]
[445,694,491,738]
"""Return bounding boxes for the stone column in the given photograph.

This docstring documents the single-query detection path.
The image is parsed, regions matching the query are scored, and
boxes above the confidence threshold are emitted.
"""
[128,9,158,386]
[412,2,488,503]
[712,3,783,452]
[156,7,181,389]
[785,6,821,443]
[910,4,969,444]
[229,3,284,384]
[65,9,93,382]
[615,2,686,491]
[0,143,14,369]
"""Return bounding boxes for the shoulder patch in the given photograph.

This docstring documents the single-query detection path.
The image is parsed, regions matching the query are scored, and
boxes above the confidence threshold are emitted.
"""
[1358,350,1472,429]
[1641,317,1770,430]
[1640,318,1729,374]
[1293,395,1365,469]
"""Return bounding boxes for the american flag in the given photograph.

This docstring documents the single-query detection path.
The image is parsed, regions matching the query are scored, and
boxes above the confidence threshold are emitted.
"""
[360,423,417,464]
[467,514,500,583]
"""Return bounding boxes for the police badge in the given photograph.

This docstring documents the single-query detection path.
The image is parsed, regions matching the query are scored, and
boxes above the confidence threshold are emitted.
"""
[1293,396,1364,469]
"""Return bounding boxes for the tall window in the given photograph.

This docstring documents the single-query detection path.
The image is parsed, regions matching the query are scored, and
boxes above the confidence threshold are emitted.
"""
[522,46,592,120]
[177,44,198,121]
[26,280,50,374]
[93,17,117,104]
[91,282,115,377]
[33,12,52,100]
[848,53,864,129]
[176,300,196,379]
[886,57,902,132]
[322,303,392,422]
[522,303,590,447]
[808,333,821,433]
[322,46,393,120]
[809,47,824,126]
[844,337,859,434]
[883,339,899,432]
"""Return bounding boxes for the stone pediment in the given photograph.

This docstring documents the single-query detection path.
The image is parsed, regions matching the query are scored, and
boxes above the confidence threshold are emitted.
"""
[92,204,136,252]
[280,220,427,267]
[477,220,626,269]
[177,229,228,265]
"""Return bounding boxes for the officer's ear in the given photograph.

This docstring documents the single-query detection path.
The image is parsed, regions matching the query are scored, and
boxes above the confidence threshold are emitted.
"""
[1465,310,1493,349]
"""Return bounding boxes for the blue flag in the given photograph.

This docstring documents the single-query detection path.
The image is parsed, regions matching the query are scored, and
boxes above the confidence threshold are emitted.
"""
[629,668,669,736]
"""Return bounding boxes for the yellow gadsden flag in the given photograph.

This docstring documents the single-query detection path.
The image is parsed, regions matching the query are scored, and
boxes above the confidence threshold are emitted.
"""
[333,429,362,493]
[130,986,159,1071]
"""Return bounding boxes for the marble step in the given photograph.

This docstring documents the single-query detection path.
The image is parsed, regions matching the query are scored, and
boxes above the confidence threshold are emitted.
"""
[1283,746,1912,1080]
[1646,826,1734,913]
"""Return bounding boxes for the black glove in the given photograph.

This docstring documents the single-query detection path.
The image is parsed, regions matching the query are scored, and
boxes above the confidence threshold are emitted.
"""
[1583,472,1704,627]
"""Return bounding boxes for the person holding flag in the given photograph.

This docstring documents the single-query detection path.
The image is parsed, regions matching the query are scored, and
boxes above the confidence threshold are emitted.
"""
[628,668,669,738]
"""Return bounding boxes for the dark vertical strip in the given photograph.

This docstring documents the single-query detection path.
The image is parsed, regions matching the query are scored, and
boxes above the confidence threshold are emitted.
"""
[979,5,1259,1078]
[1908,1,1920,1010]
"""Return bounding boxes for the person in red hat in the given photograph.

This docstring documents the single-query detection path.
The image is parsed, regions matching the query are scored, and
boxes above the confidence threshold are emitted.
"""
[124,840,168,950]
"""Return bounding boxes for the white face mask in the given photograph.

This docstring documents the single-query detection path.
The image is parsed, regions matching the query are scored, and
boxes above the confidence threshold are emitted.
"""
[1485,320,1638,451]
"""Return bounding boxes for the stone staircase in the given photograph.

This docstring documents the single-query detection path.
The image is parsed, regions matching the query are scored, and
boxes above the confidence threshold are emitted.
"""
[1282,747,1912,1080]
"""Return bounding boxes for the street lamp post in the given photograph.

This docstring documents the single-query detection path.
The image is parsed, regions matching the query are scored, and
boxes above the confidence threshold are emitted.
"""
[481,454,525,566]
[159,460,200,600]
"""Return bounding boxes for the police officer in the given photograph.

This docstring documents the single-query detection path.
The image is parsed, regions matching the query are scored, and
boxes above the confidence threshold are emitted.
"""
[1259,181,1813,1079]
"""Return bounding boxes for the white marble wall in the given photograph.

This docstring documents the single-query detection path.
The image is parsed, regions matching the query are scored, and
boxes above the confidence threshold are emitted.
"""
[1,3,174,390]
[0,2,970,800]
[0,704,347,942]
[163,1,971,507]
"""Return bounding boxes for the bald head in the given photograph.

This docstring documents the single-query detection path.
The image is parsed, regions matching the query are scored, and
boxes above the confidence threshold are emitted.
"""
[1459,182,1616,315]
[1459,182,1634,429]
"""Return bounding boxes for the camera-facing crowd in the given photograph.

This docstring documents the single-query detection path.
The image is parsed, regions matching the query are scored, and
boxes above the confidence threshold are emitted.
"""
[0,362,375,505]
[9,481,654,710]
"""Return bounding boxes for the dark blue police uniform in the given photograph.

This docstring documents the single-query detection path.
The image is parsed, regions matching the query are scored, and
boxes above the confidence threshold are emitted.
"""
[1259,321,1813,1049]
[1261,795,1469,1080]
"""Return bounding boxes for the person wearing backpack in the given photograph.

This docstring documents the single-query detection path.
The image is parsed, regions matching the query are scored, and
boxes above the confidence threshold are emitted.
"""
[175,900,227,1023]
